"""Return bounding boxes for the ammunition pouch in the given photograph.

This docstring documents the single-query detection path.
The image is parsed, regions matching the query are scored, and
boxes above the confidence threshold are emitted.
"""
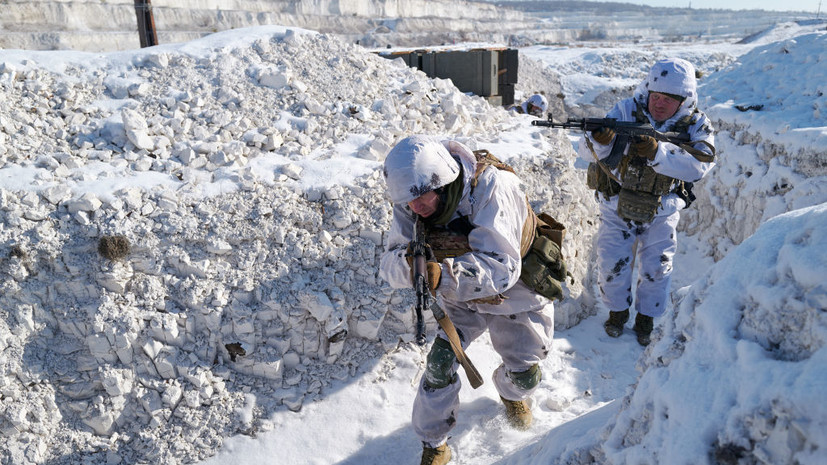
[519,212,567,301]
[586,162,622,199]
[614,158,677,223]
[616,189,661,223]
[622,159,675,196]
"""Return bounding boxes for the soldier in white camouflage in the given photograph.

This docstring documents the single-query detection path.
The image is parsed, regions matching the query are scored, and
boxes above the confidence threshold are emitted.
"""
[578,58,716,346]
[379,135,554,465]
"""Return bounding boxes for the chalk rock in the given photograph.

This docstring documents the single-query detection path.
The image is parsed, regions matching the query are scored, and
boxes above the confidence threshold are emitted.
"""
[259,69,290,89]
[67,193,102,213]
[282,163,302,180]
[100,368,134,397]
[121,108,154,151]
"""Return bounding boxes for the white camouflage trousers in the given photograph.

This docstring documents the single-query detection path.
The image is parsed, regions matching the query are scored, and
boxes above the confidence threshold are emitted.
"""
[411,300,553,446]
[596,202,680,318]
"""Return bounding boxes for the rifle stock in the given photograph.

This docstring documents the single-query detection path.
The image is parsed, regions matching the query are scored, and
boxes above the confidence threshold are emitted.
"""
[411,216,484,389]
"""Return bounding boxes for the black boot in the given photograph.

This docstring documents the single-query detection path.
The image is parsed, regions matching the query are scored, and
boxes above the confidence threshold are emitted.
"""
[603,309,629,338]
[633,313,654,346]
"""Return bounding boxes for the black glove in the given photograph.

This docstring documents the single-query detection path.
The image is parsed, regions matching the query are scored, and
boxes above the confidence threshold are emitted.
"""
[591,127,615,145]
[630,135,658,161]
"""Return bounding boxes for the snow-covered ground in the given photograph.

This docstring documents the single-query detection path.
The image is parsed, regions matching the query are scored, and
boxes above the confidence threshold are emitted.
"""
[0,16,825,465]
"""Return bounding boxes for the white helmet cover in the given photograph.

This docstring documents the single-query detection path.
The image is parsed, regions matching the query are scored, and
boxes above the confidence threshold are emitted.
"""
[383,135,461,204]
[527,94,548,113]
[642,58,697,101]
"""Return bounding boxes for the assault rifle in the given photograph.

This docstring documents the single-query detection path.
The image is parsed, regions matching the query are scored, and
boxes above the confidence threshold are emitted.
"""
[411,216,484,389]
[532,114,691,145]
[531,114,714,162]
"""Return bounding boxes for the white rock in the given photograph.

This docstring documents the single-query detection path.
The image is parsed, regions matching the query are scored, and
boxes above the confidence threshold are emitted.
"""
[87,333,117,363]
[282,163,303,180]
[161,382,182,407]
[41,185,71,205]
[207,239,233,255]
[282,351,301,369]
[298,291,334,322]
[155,350,178,379]
[292,80,308,93]
[264,133,284,151]
[83,411,117,436]
[145,53,169,68]
[67,193,102,213]
[352,307,385,340]
[259,69,290,89]
[545,394,572,412]
[101,369,133,396]
[138,387,163,415]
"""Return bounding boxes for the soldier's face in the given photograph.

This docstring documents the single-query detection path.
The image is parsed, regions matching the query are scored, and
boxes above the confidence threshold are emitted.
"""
[648,92,682,122]
[408,191,440,218]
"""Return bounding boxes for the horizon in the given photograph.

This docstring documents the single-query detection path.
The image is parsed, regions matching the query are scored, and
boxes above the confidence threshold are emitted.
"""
[611,0,822,13]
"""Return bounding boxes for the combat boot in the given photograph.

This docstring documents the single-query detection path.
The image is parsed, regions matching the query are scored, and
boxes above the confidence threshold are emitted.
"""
[500,396,532,430]
[633,313,654,346]
[603,309,629,338]
[420,443,451,465]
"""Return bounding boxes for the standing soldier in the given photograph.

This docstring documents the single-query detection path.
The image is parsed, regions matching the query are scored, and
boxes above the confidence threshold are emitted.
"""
[379,135,555,465]
[578,58,716,346]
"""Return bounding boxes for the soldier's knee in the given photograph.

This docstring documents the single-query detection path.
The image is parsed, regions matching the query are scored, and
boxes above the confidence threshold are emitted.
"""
[424,337,457,389]
[507,364,542,391]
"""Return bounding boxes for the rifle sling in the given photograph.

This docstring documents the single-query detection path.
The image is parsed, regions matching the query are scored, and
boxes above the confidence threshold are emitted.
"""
[679,141,716,163]
[584,137,622,184]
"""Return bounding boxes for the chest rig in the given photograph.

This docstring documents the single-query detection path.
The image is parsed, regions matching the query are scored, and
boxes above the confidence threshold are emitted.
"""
[587,105,698,223]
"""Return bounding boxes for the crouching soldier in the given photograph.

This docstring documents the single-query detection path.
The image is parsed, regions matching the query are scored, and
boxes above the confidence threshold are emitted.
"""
[379,135,555,465]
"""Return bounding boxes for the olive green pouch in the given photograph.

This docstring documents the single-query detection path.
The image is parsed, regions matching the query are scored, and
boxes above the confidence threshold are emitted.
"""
[616,188,661,223]
[520,213,567,301]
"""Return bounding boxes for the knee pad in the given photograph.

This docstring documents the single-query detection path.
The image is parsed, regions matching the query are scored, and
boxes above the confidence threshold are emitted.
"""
[424,337,457,389]
[507,364,542,391]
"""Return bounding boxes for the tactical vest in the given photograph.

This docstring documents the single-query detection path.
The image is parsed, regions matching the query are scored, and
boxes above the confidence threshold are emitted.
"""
[425,150,567,303]
[587,106,700,223]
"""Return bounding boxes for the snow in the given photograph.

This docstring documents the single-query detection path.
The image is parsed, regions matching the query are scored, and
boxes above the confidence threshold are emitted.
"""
[0,14,825,465]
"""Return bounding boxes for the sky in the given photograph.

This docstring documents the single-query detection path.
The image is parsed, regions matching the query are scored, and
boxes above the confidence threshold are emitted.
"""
[0,17,825,465]
[624,0,823,12]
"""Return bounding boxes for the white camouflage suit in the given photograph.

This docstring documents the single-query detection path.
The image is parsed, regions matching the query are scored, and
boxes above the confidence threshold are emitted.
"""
[578,58,716,318]
[379,136,553,447]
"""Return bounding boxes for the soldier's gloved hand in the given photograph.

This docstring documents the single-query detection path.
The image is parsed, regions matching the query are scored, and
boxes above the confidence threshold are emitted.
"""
[630,135,658,161]
[406,243,442,295]
[424,261,441,296]
[590,127,615,145]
